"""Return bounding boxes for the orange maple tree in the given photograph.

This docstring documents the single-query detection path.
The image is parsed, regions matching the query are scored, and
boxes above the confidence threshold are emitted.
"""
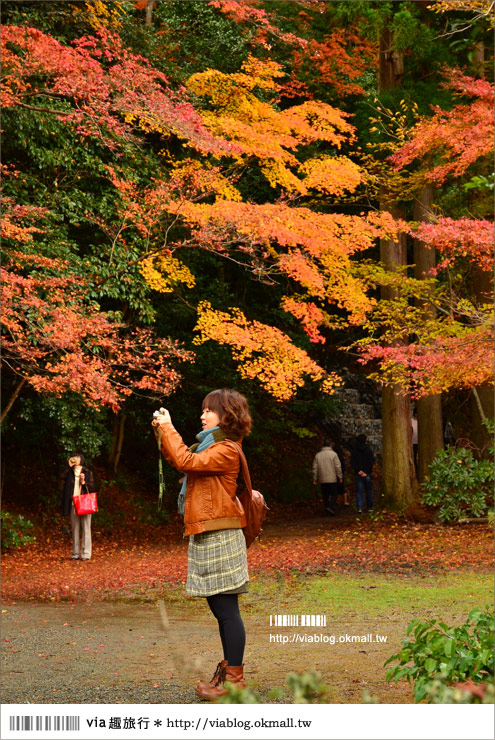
[389,69,494,183]
[1,185,192,414]
[208,1,376,99]
[0,24,232,154]
[0,22,407,403]
[86,54,412,400]
[355,71,494,398]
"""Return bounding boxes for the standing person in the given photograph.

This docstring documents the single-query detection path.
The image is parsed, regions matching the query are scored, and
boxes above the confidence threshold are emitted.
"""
[312,438,343,516]
[350,434,375,514]
[152,389,251,700]
[60,452,95,561]
[411,409,419,470]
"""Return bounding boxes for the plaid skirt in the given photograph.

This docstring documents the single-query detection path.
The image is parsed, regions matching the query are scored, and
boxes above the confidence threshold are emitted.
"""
[186,528,249,597]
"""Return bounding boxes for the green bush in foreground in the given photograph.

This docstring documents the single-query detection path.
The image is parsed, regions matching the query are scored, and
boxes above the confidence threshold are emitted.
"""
[385,608,495,703]
[423,679,495,704]
[216,670,330,704]
[215,664,495,704]
[1,512,36,549]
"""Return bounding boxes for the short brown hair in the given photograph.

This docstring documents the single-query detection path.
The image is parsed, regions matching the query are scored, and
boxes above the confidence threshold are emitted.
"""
[202,388,252,440]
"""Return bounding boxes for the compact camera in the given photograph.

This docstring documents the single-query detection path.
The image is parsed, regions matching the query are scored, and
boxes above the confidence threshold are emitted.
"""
[153,407,166,418]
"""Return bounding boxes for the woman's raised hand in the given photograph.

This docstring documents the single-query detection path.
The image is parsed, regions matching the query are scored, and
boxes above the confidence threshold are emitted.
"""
[152,407,171,427]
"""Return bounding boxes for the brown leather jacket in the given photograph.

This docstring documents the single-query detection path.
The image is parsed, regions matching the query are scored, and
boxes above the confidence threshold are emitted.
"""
[156,422,246,536]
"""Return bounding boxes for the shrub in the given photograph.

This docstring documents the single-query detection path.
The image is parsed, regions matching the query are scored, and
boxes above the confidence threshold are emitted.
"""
[362,682,494,704]
[421,446,494,522]
[215,670,330,704]
[385,608,495,703]
[286,670,331,703]
[215,684,262,704]
[423,679,494,704]
[1,512,36,549]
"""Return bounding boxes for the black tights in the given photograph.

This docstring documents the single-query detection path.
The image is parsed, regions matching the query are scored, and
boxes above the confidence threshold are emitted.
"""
[206,593,246,666]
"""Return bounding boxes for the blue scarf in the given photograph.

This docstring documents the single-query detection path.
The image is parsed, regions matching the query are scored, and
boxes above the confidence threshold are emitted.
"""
[177,425,223,516]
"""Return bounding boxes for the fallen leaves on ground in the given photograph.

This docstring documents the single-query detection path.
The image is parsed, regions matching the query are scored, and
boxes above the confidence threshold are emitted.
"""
[1,504,493,602]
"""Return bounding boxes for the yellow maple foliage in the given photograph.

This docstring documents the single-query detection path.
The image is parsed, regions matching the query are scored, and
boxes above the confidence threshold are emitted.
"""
[139,253,196,293]
[428,0,494,27]
[181,200,400,326]
[187,57,356,193]
[299,155,362,196]
[72,1,124,30]
[167,160,242,202]
[194,301,342,401]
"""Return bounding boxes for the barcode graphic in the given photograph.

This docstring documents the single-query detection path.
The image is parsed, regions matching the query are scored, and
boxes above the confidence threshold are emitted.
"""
[9,716,80,732]
[269,614,327,626]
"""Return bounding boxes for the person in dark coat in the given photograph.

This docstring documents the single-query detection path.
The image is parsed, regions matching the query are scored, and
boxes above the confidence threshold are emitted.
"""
[60,452,95,561]
[350,434,375,513]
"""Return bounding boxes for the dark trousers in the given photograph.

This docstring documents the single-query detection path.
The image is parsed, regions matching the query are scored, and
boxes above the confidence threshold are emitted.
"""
[206,593,246,666]
[355,474,373,511]
[320,482,338,512]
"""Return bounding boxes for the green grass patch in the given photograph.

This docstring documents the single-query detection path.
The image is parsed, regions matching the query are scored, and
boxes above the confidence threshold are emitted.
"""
[134,572,493,625]
[243,572,493,619]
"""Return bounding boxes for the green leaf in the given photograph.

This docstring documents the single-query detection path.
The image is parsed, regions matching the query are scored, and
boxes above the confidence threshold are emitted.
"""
[407,619,420,636]
[444,640,455,658]
[424,658,437,675]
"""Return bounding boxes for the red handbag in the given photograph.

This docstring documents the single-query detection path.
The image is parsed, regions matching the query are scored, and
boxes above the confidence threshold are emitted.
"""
[73,487,98,515]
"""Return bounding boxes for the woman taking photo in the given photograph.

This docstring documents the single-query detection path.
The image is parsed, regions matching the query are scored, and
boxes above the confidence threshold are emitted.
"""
[152,388,251,700]
[60,452,95,561]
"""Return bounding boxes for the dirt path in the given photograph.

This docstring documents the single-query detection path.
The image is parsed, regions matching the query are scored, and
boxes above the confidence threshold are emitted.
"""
[2,597,412,705]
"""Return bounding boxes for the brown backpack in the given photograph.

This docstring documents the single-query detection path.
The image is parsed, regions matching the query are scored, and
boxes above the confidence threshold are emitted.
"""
[227,441,269,548]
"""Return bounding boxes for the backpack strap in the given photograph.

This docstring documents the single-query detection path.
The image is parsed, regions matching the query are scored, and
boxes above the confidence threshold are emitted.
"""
[224,440,253,495]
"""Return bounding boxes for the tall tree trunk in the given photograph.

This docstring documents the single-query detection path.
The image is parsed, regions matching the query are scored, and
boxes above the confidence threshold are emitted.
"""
[379,26,404,90]
[108,415,119,469]
[112,414,126,473]
[379,200,417,508]
[471,40,485,77]
[0,456,6,507]
[145,1,155,26]
[108,414,126,472]
[381,385,417,508]
[378,25,416,508]
[413,188,444,481]
[1,377,27,425]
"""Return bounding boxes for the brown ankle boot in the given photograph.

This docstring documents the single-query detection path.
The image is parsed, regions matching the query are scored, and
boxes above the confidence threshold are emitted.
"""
[196,660,228,691]
[196,664,245,700]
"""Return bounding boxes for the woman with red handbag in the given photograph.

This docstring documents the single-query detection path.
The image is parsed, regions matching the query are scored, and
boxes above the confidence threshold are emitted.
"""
[152,389,252,700]
[60,452,96,561]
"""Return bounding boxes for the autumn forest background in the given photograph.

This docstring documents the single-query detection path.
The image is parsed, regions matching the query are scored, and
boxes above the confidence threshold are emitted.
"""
[1,0,494,707]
